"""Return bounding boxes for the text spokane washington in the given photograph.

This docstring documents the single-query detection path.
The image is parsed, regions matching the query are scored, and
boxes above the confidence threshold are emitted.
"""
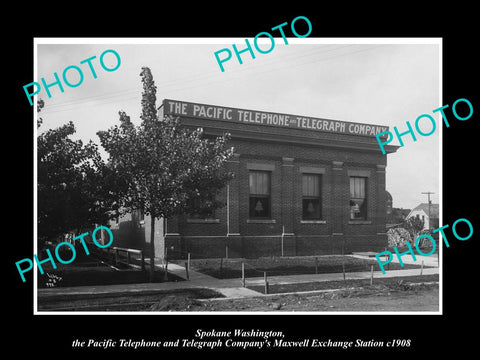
[195,329,283,340]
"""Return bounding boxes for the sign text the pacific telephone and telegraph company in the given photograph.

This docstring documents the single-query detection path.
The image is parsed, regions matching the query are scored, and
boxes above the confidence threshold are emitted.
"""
[163,99,389,137]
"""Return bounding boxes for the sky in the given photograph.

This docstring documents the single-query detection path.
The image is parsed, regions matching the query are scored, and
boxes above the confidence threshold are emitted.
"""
[35,38,441,210]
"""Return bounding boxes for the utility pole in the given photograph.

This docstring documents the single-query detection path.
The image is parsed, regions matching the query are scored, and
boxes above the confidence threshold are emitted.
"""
[421,192,434,230]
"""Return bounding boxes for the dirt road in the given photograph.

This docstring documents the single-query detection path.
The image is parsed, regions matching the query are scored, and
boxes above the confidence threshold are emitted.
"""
[39,282,439,312]
[154,283,439,312]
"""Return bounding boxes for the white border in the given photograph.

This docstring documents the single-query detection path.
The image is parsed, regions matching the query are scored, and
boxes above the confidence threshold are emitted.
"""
[33,41,39,314]
[33,37,443,316]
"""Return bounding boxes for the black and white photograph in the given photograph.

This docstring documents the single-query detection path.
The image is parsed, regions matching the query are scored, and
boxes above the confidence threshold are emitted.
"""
[32,38,441,315]
[7,6,479,356]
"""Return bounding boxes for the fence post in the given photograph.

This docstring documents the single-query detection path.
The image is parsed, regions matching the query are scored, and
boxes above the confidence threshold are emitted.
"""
[385,247,390,271]
[115,248,119,266]
[225,245,229,259]
[185,261,189,280]
[420,260,424,276]
[370,265,374,286]
[141,250,145,271]
[164,259,169,280]
[164,247,169,281]
[187,252,191,273]
[242,263,245,287]
[315,257,318,274]
[343,262,346,282]
[264,272,268,295]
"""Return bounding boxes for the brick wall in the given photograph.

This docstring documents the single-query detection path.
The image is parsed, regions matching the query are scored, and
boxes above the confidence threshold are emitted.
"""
[163,131,389,259]
[113,113,391,260]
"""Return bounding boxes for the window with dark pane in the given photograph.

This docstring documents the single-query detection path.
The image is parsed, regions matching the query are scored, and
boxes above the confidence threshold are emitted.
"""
[249,171,271,218]
[187,195,215,219]
[302,173,322,220]
[350,176,367,220]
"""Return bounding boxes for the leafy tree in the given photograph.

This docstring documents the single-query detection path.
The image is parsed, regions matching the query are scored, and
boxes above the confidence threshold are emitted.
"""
[403,216,425,247]
[97,67,234,281]
[37,99,45,128]
[37,102,121,247]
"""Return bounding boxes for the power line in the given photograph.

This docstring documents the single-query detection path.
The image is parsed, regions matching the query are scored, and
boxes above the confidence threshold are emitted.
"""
[159,45,385,95]
[43,45,351,110]
[41,44,387,115]
[44,88,141,109]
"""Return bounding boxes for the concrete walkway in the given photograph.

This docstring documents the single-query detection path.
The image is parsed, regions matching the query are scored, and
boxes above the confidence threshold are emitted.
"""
[351,252,440,267]
[37,257,439,301]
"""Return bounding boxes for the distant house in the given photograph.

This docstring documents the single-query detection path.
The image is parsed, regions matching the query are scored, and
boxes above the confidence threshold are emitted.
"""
[406,203,439,230]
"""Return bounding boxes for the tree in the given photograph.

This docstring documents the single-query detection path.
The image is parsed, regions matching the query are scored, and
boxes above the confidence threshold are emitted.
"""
[403,216,425,247]
[97,67,234,281]
[37,99,45,128]
[37,101,121,247]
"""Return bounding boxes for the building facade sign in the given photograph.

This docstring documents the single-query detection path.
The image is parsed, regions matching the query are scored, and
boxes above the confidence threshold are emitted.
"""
[163,99,388,137]
[110,98,398,260]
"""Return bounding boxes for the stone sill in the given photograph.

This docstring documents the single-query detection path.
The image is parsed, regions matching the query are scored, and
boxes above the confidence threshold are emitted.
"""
[300,220,327,224]
[247,219,276,224]
[186,219,220,224]
[348,220,372,225]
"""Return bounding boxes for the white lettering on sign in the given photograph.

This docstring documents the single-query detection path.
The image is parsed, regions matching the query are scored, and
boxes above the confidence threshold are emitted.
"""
[191,104,233,120]
[164,99,388,137]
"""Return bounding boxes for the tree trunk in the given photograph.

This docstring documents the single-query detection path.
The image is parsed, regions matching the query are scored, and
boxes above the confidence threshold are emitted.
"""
[149,214,155,282]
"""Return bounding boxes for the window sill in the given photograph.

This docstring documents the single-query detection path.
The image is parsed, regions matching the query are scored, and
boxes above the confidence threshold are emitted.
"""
[247,219,276,224]
[348,220,372,225]
[186,218,220,224]
[300,220,326,224]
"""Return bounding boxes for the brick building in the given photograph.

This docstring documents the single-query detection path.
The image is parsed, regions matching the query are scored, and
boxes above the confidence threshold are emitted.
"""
[110,99,398,260]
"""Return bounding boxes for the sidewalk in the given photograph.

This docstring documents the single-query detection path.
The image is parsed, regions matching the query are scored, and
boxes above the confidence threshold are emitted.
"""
[37,257,439,301]
[351,252,440,267]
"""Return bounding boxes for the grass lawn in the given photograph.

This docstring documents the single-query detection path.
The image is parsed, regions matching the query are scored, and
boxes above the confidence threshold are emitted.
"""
[37,253,183,288]
[175,255,433,279]
[247,274,439,294]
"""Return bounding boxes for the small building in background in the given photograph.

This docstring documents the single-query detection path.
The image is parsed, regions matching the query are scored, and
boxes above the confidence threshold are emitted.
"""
[406,203,439,230]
